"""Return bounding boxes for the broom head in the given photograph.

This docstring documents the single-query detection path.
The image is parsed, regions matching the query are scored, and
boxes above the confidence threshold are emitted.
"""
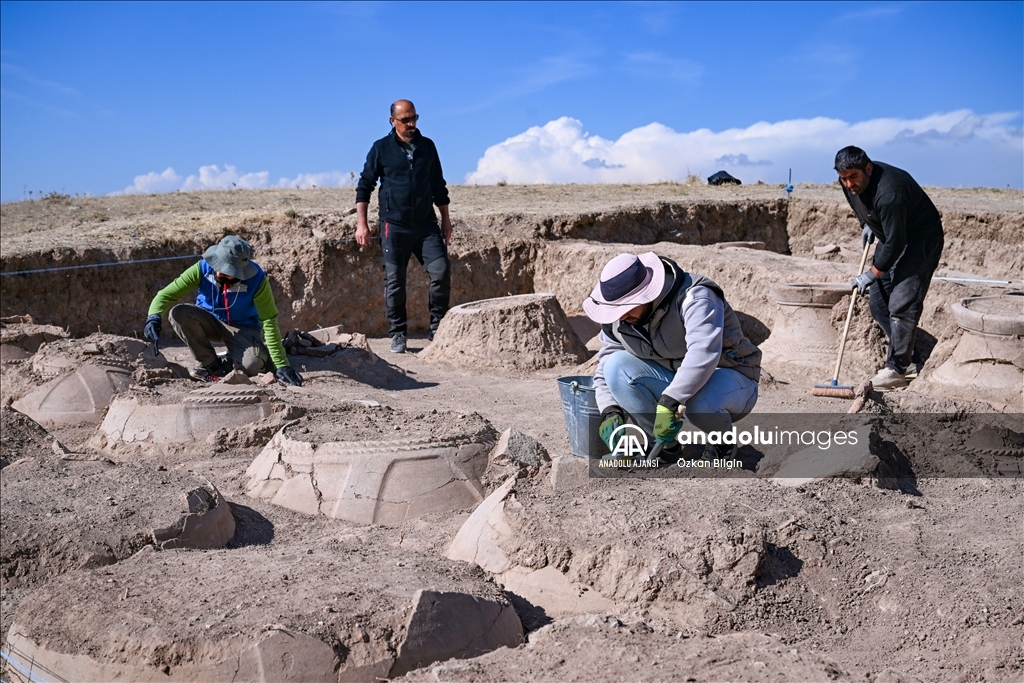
[812,379,855,399]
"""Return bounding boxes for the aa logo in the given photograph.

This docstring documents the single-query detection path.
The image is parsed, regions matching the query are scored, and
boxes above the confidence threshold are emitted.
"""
[610,424,649,458]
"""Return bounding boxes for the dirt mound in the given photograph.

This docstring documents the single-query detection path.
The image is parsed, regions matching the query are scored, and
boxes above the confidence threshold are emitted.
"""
[0,407,56,467]
[421,293,588,372]
[285,402,495,444]
[1,459,236,589]
[0,318,67,359]
[404,619,860,682]
[7,533,521,682]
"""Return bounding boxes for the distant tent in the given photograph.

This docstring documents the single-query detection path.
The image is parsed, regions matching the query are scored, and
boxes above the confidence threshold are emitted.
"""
[707,171,741,186]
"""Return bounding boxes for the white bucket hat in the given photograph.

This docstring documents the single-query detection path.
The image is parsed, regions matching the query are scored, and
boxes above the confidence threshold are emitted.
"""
[203,235,258,280]
[582,252,665,324]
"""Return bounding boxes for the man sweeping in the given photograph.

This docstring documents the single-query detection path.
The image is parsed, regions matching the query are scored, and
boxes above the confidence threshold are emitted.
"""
[583,252,761,460]
[835,146,945,389]
[143,235,302,386]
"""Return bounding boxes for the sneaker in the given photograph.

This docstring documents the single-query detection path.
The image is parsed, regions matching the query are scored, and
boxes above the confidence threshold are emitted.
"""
[390,332,407,354]
[655,444,681,465]
[871,366,909,390]
[904,362,923,380]
[192,355,232,381]
[703,442,738,461]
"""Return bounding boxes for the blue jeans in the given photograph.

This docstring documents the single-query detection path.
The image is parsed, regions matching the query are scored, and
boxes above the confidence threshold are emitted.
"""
[602,351,758,436]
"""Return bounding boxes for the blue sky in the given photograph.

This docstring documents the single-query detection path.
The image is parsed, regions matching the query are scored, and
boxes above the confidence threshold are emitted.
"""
[1,1,1021,201]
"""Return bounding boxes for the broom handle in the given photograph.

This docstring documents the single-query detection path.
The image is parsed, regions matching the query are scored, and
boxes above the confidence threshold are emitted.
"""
[831,240,872,383]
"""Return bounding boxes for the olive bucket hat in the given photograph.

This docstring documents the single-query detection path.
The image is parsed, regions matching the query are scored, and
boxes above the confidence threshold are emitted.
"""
[203,235,258,280]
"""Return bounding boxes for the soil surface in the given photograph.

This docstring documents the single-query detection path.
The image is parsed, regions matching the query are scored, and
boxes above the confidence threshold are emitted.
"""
[1,184,1022,682]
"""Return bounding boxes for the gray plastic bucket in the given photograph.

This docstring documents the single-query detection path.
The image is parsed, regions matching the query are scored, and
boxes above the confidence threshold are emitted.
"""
[557,376,609,458]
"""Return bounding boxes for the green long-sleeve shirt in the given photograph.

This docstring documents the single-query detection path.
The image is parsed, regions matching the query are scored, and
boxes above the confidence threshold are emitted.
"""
[148,263,289,369]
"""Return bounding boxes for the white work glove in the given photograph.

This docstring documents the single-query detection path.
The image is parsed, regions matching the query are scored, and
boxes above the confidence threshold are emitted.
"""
[851,270,877,296]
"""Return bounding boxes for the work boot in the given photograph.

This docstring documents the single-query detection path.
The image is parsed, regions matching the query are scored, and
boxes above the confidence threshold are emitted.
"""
[871,366,909,390]
[390,332,407,354]
[703,442,738,461]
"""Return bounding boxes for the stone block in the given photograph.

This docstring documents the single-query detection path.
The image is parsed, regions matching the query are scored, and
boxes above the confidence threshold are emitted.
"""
[272,474,321,516]
[151,482,236,550]
[492,427,550,470]
[551,454,591,491]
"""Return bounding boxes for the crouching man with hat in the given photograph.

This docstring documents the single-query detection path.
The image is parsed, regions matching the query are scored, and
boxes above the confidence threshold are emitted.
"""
[143,235,303,386]
[583,252,760,460]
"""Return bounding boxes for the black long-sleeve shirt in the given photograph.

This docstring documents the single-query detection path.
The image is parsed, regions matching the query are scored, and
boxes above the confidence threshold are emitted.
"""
[841,161,943,272]
[355,129,449,232]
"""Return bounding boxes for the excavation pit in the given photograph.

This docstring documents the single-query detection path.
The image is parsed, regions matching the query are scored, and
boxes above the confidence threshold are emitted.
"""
[2,186,1023,680]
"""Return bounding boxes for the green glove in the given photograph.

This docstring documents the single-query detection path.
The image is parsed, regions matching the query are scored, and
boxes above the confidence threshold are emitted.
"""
[654,404,683,445]
[599,407,625,452]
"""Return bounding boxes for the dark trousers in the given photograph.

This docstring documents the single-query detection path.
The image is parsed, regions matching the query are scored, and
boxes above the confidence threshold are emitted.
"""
[868,233,943,373]
[381,224,451,336]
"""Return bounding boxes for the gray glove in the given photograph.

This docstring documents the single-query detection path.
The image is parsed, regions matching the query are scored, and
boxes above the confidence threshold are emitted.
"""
[852,270,877,296]
[275,365,303,386]
[144,313,162,343]
[861,225,875,248]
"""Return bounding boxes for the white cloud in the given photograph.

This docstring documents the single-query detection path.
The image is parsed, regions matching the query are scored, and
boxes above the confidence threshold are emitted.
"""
[120,167,182,194]
[276,171,357,189]
[116,165,356,195]
[180,164,268,191]
[465,111,1024,188]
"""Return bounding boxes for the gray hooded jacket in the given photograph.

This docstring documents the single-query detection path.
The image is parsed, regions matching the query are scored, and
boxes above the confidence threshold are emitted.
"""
[593,257,761,412]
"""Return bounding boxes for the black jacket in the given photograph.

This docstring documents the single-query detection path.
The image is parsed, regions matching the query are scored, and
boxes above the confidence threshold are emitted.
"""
[841,161,943,273]
[355,129,450,231]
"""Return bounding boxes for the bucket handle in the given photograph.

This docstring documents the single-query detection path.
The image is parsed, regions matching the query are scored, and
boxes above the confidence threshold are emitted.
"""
[570,381,580,394]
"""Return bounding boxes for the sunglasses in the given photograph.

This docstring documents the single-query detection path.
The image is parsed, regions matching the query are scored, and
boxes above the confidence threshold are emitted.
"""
[393,114,419,124]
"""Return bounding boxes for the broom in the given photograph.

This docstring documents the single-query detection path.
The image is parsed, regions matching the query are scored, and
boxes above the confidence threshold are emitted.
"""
[813,239,872,399]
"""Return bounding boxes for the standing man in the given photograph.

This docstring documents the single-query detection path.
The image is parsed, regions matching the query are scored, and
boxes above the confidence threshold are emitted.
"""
[356,99,453,353]
[584,252,761,461]
[835,146,944,389]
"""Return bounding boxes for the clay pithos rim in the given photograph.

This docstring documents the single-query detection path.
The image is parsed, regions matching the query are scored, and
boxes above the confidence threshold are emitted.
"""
[952,295,1024,336]
[771,282,850,308]
[448,292,559,314]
